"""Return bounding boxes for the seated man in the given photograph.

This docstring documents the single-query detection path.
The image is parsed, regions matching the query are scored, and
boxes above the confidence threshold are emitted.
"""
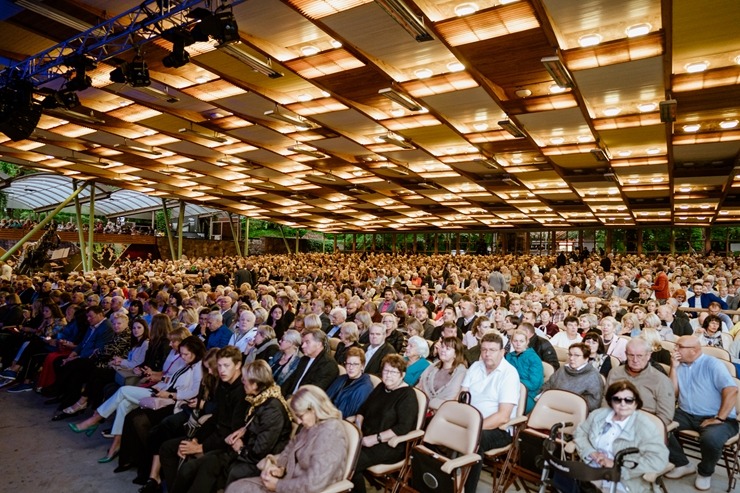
[461,332,520,493]
[665,335,738,491]
[606,337,675,425]
[280,329,338,398]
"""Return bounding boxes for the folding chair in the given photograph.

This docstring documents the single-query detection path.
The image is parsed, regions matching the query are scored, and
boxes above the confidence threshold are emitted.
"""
[504,390,589,492]
[397,399,483,493]
[483,383,527,493]
[366,387,429,493]
[322,420,362,493]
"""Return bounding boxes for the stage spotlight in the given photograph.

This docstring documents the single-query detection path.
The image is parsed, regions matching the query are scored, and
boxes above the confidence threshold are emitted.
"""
[64,55,96,92]
[0,78,42,141]
[162,27,194,68]
[110,60,151,86]
[41,90,80,109]
[189,8,239,45]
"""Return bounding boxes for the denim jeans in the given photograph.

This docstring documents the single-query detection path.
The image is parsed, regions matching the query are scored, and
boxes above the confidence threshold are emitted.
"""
[667,407,739,476]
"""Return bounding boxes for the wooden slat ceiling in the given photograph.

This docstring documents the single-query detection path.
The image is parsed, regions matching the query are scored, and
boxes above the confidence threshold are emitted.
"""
[0,0,739,231]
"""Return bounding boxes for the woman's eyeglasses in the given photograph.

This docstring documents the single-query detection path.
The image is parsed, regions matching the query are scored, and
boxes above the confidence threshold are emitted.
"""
[611,396,636,404]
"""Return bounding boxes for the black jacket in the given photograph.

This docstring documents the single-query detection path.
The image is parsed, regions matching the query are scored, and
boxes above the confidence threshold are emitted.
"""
[280,350,339,397]
[529,335,560,370]
[363,342,397,376]
[197,378,249,453]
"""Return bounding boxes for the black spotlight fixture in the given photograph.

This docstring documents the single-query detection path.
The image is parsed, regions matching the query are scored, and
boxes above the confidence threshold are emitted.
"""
[109,58,150,87]
[0,78,42,141]
[188,8,239,45]
[64,55,97,92]
[41,89,80,109]
[162,27,194,68]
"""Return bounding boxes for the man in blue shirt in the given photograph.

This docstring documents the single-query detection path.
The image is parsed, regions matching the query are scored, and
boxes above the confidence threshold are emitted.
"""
[205,311,232,349]
[666,335,738,491]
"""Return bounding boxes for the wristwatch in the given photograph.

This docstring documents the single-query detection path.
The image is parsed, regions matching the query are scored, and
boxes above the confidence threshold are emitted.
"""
[376,433,382,443]
[715,415,726,422]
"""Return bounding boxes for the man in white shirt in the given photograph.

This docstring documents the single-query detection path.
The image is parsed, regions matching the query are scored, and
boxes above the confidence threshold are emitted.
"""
[461,332,520,493]
[550,316,583,348]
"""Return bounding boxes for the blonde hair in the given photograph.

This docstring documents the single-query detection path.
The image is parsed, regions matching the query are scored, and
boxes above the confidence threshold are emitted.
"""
[289,385,341,421]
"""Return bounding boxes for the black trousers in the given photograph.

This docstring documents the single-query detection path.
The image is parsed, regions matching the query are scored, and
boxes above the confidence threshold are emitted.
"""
[56,357,96,408]
[119,405,176,476]
[351,443,407,493]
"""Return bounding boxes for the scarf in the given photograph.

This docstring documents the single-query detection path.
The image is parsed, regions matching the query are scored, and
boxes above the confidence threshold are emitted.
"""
[245,384,290,422]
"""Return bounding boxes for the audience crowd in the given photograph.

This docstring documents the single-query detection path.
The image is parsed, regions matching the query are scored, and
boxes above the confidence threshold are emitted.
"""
[0,249,739,493]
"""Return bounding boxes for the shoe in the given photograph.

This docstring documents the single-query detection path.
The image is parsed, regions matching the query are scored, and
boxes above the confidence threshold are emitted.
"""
[695,475,711,491]
[138,479,161,493]
[7,383,33,393]
[34,386,42,394]
[0,369,17,379]
[97,450,119,464]
[101,428,114,439]
[44,396,62,405]
[68,422,99,437]
[665,463,696,479]
[132,476,149,485]
[62,401,87,414]
[114,464,134,473]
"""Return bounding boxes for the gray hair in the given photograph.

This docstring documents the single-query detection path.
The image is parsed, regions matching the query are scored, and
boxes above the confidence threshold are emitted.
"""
[407,335,430,358]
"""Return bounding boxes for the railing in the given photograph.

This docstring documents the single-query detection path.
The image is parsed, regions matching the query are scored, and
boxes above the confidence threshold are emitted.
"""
[0,229,157,244]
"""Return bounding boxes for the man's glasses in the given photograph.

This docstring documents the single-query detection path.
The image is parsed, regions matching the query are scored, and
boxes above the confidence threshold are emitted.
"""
[611,396,636,404]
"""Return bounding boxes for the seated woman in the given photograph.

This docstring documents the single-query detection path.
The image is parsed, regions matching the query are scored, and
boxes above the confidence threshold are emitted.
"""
[325,347,374,417]
[244,326,279,364]
[582,331,613,379]
[53,313,133,419]
[600,316,628,363]
[382,313,406,353]
[640,327,671,367]
[70,335,205,464]
[573,381,669,493]
[333,322,360,366]
[539,342,603,412]
[163,360,293,493]
[267,329,302,386]
[350,354,419,493]
[265,304,289,341]
[225,385,348,493]
[403,335,430,386]
[416,337,467,412]
[462,316,491,350]
[505,329,544,414]
[695,314,732,350]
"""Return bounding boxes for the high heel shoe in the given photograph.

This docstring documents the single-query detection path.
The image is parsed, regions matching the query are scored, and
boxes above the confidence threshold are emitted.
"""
[97,449,119,463]
[69,422,99,437]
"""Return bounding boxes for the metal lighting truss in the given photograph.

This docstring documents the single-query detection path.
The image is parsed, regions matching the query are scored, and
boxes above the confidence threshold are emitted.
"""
[2,0,247,85]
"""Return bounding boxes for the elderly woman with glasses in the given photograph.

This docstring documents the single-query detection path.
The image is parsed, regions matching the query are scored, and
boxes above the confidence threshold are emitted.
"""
[349,354,419,493]
[325,347,374,418]
[573,381,669,493]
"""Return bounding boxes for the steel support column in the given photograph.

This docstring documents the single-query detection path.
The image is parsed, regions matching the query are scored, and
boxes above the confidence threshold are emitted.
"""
[88,183,95,267]
[162,200,176,261]
[177,201,185,260]
[244,218,250,256]
[227,213,242,257]
[72,180,88,272]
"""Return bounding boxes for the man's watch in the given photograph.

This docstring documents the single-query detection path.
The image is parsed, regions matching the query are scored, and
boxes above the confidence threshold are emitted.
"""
[715,415,726,422]
[376,433,382,443]
[169,393,175,400]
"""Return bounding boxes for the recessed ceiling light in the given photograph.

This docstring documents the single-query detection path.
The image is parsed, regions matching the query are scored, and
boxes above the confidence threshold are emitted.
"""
[679,186,691,192]
[320,90,330,98]
[626,23,652,37]
[414,68,433,79]
[143,129,157,136]
[637,102,657,112]
[578,33,602,47]
[515,88,532,98]
[700,204,711,209]
[735,55,740,65]
[683,124,701,132]
[390,108,405,117]
[617,150,632,157]
[549,84,567,94]
[454,3,478,16]
[447,61,465,72]
[511,156,523,164]
[658,211,667,216]
[549,137,565,145]
[651,177,663,183]
[646,147,661,155]
[473,122,488,131]
[697,216,706,220]
[577,135,593,143]
[628,178,640,184]
[603,107,621,117]
[679,204,689,209]
[499,0,518,3]
[720,210,730,215]
[330,40,342,48]
[685,61,709,73]
[195,75,208,84]
[679,216,688,220]
[301,46,320,56]
[720,119,739,129]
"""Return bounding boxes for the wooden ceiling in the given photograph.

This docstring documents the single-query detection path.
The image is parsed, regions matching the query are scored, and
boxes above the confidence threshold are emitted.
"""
[0,0,739,232]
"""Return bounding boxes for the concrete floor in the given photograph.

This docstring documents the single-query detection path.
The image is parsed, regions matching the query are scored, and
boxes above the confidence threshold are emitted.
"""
[0,388,729,493]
